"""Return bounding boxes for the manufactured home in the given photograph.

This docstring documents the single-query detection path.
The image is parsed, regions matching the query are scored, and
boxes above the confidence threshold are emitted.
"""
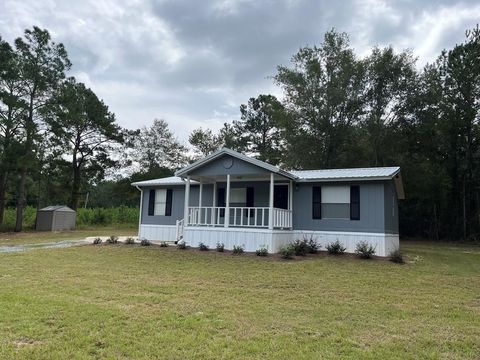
[132,148,404,256]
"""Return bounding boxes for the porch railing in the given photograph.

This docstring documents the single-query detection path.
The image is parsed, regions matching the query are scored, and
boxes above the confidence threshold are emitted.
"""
[187,206,292,229]
[175,219,184,242]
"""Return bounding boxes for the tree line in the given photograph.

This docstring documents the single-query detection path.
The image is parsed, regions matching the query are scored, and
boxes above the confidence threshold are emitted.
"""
[1,26,479,240]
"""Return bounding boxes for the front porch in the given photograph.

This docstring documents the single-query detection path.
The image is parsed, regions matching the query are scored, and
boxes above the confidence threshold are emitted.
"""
[186,206,292,229]
[176,171,294,241]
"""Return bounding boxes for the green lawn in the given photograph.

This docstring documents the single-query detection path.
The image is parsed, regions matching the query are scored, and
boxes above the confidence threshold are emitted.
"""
[0,240,478,359]
[0,226,137,245]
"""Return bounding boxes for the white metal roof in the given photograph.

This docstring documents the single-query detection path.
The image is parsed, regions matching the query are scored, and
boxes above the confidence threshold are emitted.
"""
[290,166,400,181]
[131,176,198,187]
[131,150,403,198]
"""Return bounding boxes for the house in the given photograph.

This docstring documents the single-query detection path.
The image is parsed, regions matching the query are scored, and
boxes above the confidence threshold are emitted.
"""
[131,148,404,256]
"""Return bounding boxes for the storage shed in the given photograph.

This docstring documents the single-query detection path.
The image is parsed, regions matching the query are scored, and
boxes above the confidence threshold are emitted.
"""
[36,206,76,231]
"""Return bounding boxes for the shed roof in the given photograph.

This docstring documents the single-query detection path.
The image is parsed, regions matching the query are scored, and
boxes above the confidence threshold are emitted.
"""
[38,205,75,212]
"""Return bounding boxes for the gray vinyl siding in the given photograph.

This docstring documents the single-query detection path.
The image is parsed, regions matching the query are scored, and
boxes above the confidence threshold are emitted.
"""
[188,154,270,177]
[141,182,271,225]
[384,180,399,234]
[141,185,187,225]
[292,182,387,233]
[140,180,399,234]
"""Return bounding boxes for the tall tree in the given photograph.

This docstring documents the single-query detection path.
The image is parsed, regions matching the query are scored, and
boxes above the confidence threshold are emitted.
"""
[0,37,25,224]
[237,94,285,165]
[46,78,122,209]
[189,127,223,158]
[13,27,70,230]
[274,30,365,169]
[189,122,245,159]
[360,46,417,166]
[437,26,480,238]
[131,119,187,172]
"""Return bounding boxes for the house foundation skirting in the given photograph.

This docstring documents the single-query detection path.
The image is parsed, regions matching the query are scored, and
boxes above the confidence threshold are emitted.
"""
[139,224,177,242]
[138,224,399,257]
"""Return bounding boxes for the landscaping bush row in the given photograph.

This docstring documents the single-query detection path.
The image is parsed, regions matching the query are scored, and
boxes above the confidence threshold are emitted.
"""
[0,206,139,231]
[93,235,404,263]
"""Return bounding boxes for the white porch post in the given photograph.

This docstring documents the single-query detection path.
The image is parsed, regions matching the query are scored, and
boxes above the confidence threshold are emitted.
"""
[184,176,190,225]
[289,180,293,229]
[269,173,274,230]
[225,174,230,228]
[136,186,143,237]
[212,181,217,226]
[198,180,203,224]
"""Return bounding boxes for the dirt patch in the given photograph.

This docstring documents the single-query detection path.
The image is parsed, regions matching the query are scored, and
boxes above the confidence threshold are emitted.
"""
[12,338,44,347]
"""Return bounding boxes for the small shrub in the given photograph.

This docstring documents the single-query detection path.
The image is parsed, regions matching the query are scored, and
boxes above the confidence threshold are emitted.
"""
[93,237,102,245]
[389,249,405,264]
[292,239,309,256]
[216,242,225,252]
[106,235,118,244]
[355,241,376,259]
[125,237,135,245]
[232,245,244,255]
[305,235,320,254]
[140,238,151,246]
[256,246,268,257]
[326,240,346,255]
[198,242,209,251]
[278,244,294,259]
[177,241,187,250]
[160,241,168,247]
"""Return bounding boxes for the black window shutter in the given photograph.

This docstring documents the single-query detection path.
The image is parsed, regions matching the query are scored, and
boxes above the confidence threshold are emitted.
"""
[148,189,155,216]
[246,187,254,207]
[165,189,173,216]
[312,186,322,219]
[350,185,360,220]
[218,188,226,217]
[246,187,254,217]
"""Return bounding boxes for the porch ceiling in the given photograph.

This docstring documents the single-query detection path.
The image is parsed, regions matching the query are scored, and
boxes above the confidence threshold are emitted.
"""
[187,173,292,183]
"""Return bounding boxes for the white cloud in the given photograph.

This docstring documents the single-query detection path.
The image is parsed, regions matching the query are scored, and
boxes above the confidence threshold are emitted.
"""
[0,0,478,143]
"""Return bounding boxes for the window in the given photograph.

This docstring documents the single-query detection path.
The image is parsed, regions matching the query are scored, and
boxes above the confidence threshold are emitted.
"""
[148,189,172,216]
[321,186,350,219]
[154,189,167,215]
[312,185,360,220]
[230,188,246,204]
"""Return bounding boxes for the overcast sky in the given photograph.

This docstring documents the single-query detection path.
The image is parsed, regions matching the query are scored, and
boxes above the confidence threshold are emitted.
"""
[1,0,478,142]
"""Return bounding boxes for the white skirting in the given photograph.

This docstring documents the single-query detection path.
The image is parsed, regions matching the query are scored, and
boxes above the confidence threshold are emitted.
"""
[139,224,177,241]
[184,227,293,253]
[293,230,399,257]
[139,224,399,257]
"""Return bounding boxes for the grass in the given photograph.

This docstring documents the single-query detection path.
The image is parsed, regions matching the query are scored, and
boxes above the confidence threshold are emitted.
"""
[0,226,137,245]
[0,240,478,359]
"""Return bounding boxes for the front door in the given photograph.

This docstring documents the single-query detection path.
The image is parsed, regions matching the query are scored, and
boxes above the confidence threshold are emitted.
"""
[274,185,288,210]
